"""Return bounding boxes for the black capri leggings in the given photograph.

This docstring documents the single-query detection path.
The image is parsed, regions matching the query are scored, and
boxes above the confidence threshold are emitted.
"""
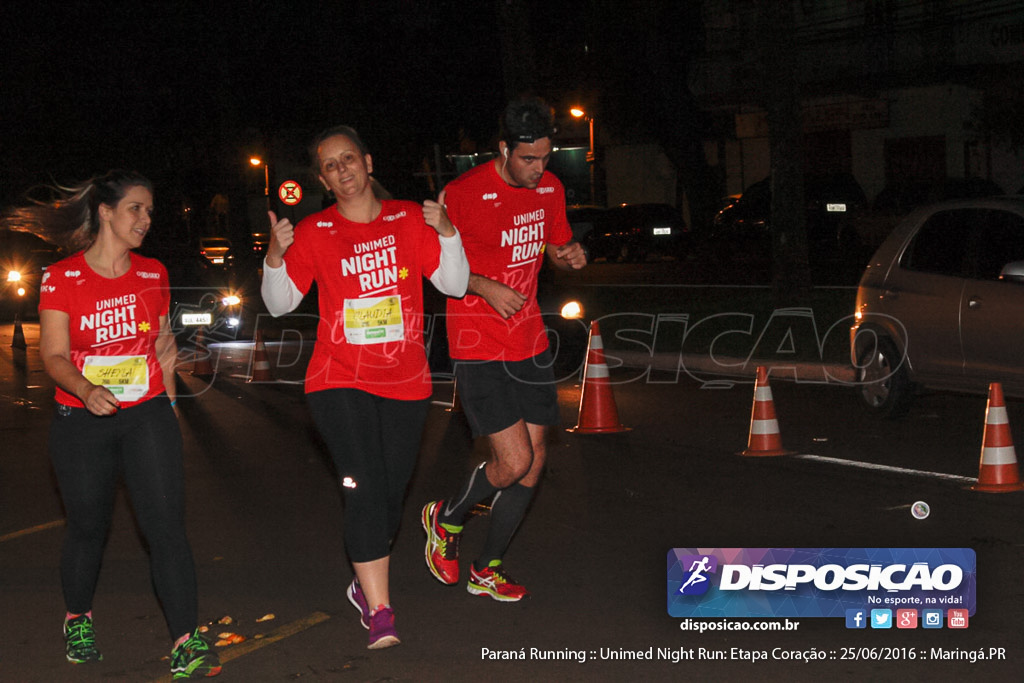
[49,396,197,639]
[307,388,430,563]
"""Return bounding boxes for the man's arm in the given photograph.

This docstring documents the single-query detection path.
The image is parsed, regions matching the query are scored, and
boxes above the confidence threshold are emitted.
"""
[546,240,588,271]
[466,273,527,319]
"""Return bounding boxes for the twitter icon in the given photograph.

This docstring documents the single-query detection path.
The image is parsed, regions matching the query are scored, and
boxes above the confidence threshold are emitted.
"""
[870,609,893,629]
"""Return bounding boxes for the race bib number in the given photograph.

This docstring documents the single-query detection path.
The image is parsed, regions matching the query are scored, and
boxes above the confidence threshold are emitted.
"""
[343,295,405,345]
[82,355,150,402]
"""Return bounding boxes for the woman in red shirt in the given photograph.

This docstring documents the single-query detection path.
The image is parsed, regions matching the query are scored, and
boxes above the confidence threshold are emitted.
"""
[261,126,468,649]
[4,170,220,679]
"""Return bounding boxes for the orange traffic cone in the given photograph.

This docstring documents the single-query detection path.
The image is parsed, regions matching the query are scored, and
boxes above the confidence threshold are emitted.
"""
[740,366,795,456]
[972,382,1024,492]
[247,330,273,382]
[569,321,629,434]
[191,328,214,377]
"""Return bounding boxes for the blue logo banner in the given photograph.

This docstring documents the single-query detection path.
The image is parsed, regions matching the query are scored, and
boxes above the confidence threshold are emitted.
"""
[667,548,976,618]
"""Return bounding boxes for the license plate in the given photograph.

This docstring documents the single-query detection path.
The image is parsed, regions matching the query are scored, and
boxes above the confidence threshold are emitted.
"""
[653,227,672,236]
[182,313,213,326]
[826,203,847,212]
[212,257,224,264]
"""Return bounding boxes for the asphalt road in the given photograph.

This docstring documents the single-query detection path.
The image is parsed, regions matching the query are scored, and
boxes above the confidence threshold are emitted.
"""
[2,321,1023,682]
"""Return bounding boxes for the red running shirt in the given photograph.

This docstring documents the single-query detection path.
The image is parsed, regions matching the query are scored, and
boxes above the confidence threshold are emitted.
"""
[444,162,572,361]
[38,251,170,408]
[283,200,442,400]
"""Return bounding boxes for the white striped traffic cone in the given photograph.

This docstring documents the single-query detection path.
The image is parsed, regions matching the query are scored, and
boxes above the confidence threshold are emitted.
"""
[972,382,1024,493]
[247,330,274,382]
[740,366,795,456]
[568,321,629,434]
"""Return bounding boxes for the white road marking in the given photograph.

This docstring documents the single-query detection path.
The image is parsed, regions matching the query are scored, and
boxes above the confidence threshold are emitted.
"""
[795,454,977,485]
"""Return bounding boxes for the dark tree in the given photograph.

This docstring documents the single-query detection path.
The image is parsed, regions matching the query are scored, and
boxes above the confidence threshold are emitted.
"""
[758,2,812,301]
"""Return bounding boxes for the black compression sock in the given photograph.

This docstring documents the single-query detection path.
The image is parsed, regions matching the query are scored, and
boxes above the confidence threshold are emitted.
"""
[477,483,534,567]
[442,462,497,525]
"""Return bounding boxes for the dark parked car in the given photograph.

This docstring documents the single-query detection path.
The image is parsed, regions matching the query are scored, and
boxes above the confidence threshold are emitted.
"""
[0,229,62,320]
[138,242,251,342]
[872,177,1005,217]
[582,203,689,262]
[712,174,867,255]
[250,231,270,257]
[566,205,608,246]
[853,177,1005,250]
[198,236,233,266]
[850,197,1024,417]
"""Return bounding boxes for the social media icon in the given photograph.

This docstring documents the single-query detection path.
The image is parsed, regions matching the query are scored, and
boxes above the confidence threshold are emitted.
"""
[896,609,918,629]
[845,609,867,629]
[922,609,943,629]
[948,609,969,629]
[870,609,892,629]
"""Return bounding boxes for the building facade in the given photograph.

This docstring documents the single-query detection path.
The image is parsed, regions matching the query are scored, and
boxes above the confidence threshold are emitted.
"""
[691,0,1024,203]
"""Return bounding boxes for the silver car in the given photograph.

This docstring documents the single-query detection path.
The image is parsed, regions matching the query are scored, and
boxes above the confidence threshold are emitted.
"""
[850,196,1024,416]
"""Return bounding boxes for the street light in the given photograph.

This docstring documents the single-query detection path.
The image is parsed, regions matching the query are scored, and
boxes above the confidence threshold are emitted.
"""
[571,107,596,204]
[250,156,269,209]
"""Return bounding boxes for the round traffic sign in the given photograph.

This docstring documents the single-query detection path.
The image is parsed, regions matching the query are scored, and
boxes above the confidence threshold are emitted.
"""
[278,180,303,206]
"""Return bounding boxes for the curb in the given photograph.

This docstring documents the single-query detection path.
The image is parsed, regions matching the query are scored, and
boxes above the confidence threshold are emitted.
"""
[610,349,856,385]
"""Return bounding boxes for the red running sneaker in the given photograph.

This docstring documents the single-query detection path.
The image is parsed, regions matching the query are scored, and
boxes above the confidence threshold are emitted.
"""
[467,560,530,602]
[421,500,462,585]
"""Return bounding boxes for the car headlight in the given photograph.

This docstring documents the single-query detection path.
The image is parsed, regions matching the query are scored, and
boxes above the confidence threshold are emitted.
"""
[221,294,241,306]
[6,270,21,283]
[560,300,584,320]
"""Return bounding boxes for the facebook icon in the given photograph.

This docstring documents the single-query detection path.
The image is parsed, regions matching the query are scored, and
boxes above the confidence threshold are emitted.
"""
[845,609,867,629]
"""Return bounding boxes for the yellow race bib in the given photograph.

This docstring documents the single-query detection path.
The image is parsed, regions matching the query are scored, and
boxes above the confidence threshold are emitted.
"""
[343,295,405,345]
[82,355,150,402]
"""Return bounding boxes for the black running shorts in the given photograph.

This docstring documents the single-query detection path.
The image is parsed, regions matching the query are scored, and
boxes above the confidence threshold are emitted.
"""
[454,349,560,437]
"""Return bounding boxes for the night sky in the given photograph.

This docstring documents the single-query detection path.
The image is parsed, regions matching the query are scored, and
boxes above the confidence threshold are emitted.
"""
[3,3,496,195]
[2,1,700,213]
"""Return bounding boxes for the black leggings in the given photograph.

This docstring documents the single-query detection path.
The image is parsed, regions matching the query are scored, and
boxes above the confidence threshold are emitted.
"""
[307,388,430,563]
[49,396,197,639]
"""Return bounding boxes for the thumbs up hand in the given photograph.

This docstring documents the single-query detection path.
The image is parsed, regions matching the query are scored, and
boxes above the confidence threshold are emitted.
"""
[266,211,294,268]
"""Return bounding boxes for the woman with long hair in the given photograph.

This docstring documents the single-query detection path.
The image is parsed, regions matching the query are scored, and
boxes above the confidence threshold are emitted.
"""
[3,170,221,679]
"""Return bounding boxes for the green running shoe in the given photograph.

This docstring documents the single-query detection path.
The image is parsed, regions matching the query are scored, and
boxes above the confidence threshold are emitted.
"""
[64,614,102,664]
[171,630,222,679]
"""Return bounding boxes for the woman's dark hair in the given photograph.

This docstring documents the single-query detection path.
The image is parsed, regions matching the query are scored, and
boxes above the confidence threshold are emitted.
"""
[308,125,370,171]
[500,97,557,150]
[1,170,152,251]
